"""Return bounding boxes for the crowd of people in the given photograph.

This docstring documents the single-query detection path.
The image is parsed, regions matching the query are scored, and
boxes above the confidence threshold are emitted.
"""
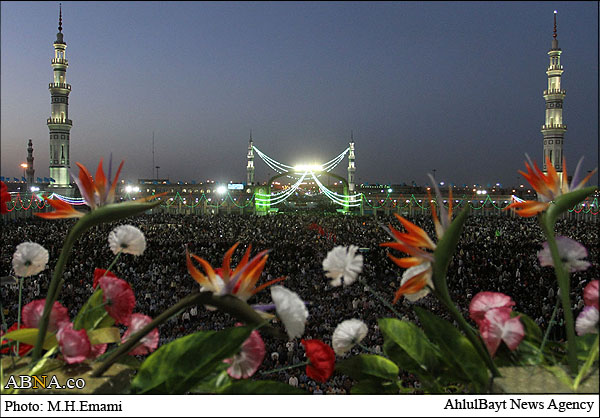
[1,211,598,393]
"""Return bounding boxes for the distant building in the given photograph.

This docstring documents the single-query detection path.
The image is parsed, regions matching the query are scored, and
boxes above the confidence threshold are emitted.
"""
[26,139,35,186]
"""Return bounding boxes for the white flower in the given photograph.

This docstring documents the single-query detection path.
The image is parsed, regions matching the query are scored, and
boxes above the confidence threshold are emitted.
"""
[576,306,598,336]
[332,319,368,356]
[400,262,433,302]
[108,225,146,256]
[322,245,363,287]
[270,285,308,340]
[537,236,591,273]
[12,242,49,277]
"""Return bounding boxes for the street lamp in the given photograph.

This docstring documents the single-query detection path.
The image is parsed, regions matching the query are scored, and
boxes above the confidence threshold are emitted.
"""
[20,163,28,181]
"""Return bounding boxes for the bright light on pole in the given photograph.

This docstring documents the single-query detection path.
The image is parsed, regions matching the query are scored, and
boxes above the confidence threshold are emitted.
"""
[217,185,227,195]
[20,163,28,181]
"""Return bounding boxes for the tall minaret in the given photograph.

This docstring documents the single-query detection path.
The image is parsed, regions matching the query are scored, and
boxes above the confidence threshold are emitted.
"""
[48,4,73,191]
[247,131,255,186]
[348,131,356,192]
[541,10,566,183]
[26,139,35,186]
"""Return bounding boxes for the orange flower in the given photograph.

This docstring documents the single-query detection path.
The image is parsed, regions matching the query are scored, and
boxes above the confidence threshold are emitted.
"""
[187,242,285,302]
[506,155,597,217]
[381,175,452,302]
[74,158,124,210]
[36,158,162,219]
[37,197,85,219]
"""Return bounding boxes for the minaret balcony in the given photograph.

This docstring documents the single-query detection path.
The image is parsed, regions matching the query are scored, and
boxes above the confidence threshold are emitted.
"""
[541,123,567,130]
[543,89,566,96]
[49,82,71,91]
[51,58,68,65]
[47,117,72,126]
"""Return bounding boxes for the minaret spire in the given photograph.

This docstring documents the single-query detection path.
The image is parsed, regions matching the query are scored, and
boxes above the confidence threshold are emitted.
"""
[26,139,35,186]
[541,10,566,183]
[348,131,356,193]
[247,131,255,186]
[48,5,73,193]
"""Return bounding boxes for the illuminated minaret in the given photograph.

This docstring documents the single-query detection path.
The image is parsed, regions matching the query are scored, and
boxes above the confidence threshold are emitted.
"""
[348,131,356,192]
[48,4,73,191]
[541,10,566,183]
[247,131,255,185]
[26,139,35,186]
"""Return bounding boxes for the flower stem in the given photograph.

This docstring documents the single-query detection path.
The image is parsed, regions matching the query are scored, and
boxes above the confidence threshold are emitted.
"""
[359,277,403,319]
[16,277,23,356]
[260,361,310,375]
[103,251,122,276]
[541,215,578,376]
[0,305,16,368]
[540,295,561,354]
[358,342,380,355]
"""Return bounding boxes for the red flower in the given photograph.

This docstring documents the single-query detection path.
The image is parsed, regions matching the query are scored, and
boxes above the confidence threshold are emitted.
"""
[93,268,117,289]
[1,181,11,214]
[56,323,91,364]
[301,339,336,383]
[121,313,159,355]
[22,299,70,333]
[0,323,33,356]
[98,275,136,325]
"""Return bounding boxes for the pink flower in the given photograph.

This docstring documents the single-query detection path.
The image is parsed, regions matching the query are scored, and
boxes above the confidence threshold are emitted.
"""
[469,292,515,326]
[22,299,70,333]
[479,308,525,357]
[121,313,159,355]
[56,323,91,364]
[98,275,136,325]
[576,306,599,336]
[224,326,266,379]
[537,236,591,273]
[89,343,108,359]
[583,280,599,310]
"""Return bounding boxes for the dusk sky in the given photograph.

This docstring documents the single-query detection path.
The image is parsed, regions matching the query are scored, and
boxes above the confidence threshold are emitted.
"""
[1,1,598,187]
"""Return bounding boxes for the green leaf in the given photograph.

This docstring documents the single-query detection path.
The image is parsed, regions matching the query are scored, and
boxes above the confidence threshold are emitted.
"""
[336,354,399,382]
[379,318,440,374]
[2,328,57,350]
[573,334,599,390]
[513,312,542,343]
[87,327,121,345]
[350,378,401,394]
[414,307,489,392]
[432,205,470,290]
[190,367,231,394]
[79,199,162,227]
[575,334,598,361]
[73,289,115,331]
[114,355,143,370]
[545,186,596,226]
[219,380,306,394]
[131,326,253,394]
